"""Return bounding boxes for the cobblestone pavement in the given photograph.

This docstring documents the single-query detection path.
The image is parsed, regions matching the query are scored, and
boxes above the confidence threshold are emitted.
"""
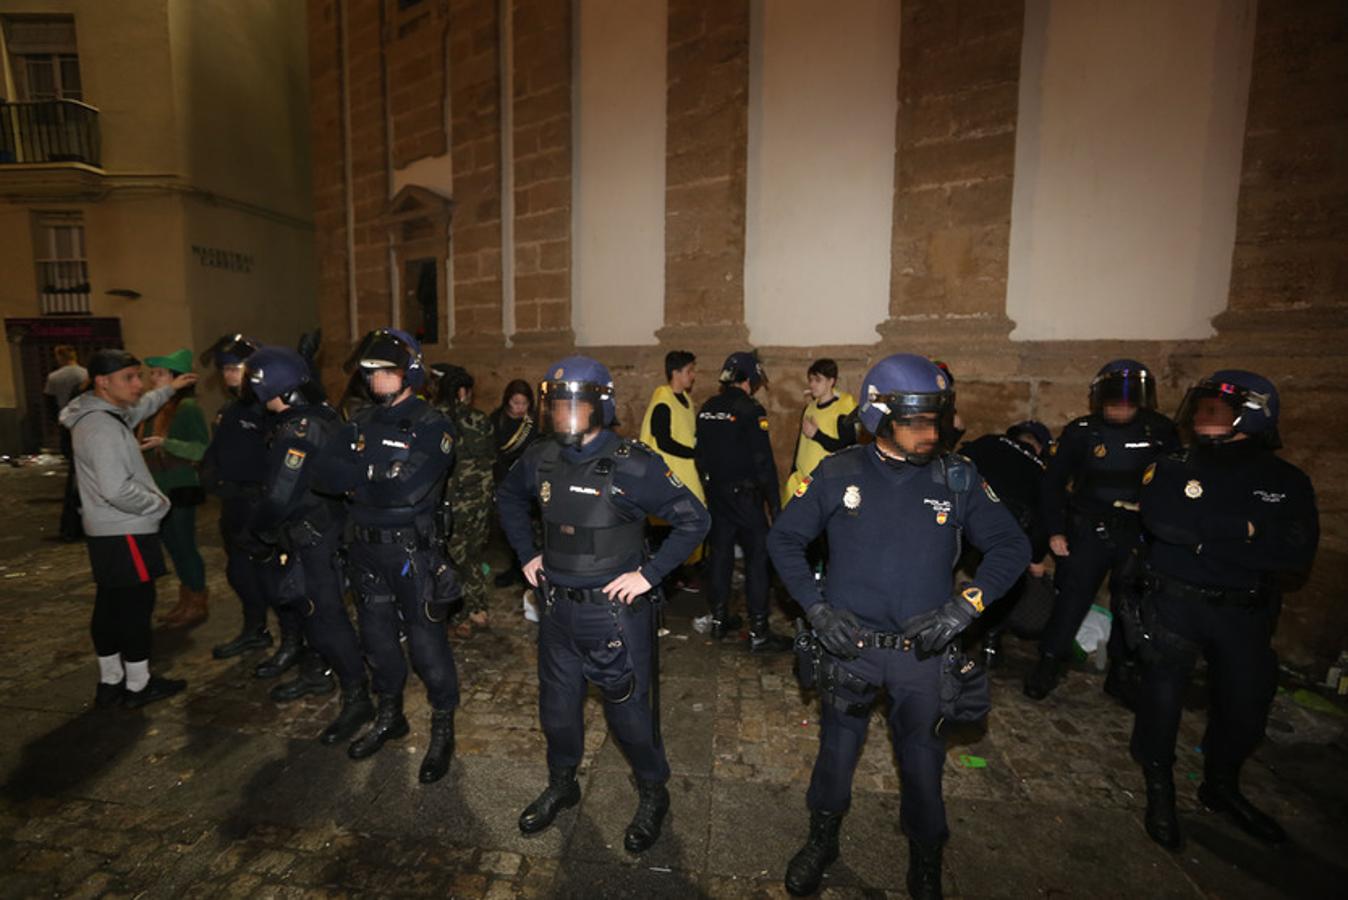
[1,462,1345,898]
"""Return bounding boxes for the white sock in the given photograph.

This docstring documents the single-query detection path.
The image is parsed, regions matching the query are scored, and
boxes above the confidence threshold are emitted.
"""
[124,659,150,693]
[97,654,124,685]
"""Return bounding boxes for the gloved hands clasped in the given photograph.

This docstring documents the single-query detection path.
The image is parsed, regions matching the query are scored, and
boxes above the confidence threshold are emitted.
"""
[900,587,984,654]
[807,603,863,659]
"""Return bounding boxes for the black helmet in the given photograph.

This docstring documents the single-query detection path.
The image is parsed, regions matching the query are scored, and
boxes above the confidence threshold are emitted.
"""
[246,346,324,408]
[1175,369,1280,448]
[1090,359,1157,417]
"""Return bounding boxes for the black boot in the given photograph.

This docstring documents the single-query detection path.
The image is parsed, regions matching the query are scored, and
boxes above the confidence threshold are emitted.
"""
[710,609,743,640]
[347,694,409,759]
[784,809,842,896]
[418,709,456,784]
[320,682,375,745]
[253,632,303,679]
[212,626,272,660]
[94,681,124,708]
[1023,653,1062,700]
[1103,659,1140,710]
[270,651,336,702]
[906,837,945,900]
[1198,766,1287,844]
[1142,762,1183,850]
[624,780,670,854]
[749,616,792,654]
[519,766,581,834]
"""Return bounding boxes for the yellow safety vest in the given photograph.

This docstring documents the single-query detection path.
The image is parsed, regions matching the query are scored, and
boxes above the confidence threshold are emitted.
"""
[783,391,857,505]
[639,385,705,504]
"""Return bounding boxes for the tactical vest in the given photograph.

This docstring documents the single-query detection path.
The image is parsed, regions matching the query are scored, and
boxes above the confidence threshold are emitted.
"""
[1073,414,1168,506]
[533,439,647,581]
[353,401,449,519]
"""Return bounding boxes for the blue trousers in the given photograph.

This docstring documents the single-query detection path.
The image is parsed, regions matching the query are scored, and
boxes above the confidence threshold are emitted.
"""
[348,540,459,710]
[221,495,298,638]
[292,531,366,690]
[806,646,948,842]
[537,595,669,783]
[1039,513,1137,660]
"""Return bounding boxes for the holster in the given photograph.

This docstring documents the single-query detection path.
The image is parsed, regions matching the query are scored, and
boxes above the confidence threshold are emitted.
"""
[792,621,878,717]
[935,644,990,735]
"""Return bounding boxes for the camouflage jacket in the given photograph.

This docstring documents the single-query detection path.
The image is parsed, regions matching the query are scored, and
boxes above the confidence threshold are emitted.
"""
[441,403,495,504]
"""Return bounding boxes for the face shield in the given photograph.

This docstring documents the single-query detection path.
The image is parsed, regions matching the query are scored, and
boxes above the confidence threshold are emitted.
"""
[868,388,954,465]
[1090,369,1156,419]
[356,332,416,405]
[539,379,608,446]
[1175,379,1273,446]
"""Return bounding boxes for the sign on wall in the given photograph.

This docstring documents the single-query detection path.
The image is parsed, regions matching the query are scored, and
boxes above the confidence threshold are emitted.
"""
[191,245,254,274]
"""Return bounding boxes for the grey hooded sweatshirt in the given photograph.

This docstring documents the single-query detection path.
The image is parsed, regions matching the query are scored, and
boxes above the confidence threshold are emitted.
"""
[60,385,176,537]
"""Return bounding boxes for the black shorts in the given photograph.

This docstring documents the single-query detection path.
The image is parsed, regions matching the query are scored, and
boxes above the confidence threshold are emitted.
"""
[87,533,168,589]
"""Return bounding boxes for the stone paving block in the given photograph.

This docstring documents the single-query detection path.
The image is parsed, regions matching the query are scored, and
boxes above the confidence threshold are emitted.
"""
[567,769,710,874]
[550,856,707,900]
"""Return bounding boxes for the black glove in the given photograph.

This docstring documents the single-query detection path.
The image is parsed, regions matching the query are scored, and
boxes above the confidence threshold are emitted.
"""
[807,603,863,659]
[901,587,983,655]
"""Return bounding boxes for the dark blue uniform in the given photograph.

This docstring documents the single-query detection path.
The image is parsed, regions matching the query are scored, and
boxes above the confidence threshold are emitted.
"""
[1131,442,1318,771]
[203,398,295,641]
[321,395,460,710]
[695,386,778,626]
[251,405,365,691]
[497,430,710,783]
[1038,410,1177,661]
[769,446,1028,840]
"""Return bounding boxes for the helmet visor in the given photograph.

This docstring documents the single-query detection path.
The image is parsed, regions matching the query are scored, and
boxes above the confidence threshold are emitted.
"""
[1175,379,1271,444]
[1091,369,1156,415]
[539,379,608,442]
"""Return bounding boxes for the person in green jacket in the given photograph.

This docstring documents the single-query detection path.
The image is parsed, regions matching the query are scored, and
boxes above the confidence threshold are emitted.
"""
[138,349,211,628]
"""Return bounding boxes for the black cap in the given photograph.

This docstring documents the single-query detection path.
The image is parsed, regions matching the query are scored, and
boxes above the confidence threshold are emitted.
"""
[88,348,141,378]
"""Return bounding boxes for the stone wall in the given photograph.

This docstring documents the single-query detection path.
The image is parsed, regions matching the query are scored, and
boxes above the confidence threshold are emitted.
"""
[306,0,1348,669]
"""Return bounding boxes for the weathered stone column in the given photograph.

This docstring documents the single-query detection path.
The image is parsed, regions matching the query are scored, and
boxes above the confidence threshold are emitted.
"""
[509,0,574,348]
[659,0,751,350]
[449,0,506,347]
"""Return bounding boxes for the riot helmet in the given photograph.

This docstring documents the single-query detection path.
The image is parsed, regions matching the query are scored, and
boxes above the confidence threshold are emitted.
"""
[1175,369,1280,448]
[1090,359,1157,422]
[538,356,615,447]
[857,353,955,465]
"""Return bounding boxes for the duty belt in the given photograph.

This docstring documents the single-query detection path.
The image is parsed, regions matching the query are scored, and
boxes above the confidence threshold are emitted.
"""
[546,583,649,608]
[1147,572,1265,608]
[859,630,912,651]
[353,525,429,547]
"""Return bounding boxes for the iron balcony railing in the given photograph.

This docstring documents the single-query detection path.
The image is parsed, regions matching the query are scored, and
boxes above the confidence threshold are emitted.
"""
[0,99,101,167]
[38,260,91,314]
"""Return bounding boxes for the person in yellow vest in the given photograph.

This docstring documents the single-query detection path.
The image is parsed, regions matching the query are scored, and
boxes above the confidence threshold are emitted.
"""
[640,351,706,585]
[782,358,857,506]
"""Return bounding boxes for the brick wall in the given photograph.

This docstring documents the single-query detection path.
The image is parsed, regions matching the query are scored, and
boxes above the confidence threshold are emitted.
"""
[448,0,504,344]
[662,0,750,339]
[510,0,572,341]
[387,1,449,169]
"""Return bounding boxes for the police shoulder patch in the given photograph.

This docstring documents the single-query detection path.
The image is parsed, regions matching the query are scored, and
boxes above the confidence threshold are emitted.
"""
[441,432,453,454]
[284,448,306,469]
[666,469,684,489]
[794,476,812,498]
[981,480,1000,503]
[1142,462,1156,485]
[758,416,770,432]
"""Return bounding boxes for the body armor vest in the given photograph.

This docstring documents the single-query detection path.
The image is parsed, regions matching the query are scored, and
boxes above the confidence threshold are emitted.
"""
[534,440,646,581]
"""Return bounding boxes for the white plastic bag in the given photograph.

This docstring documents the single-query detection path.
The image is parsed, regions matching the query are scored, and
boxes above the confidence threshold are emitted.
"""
[1074,604,1112,670]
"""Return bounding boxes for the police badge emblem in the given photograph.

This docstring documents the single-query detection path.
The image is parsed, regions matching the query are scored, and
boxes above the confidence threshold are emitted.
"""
[540,480,552,504]
[936,511,948,525]
[284,448,306,469]
[1184,479,1203,499]
[354,433,365,453]
[1142,462,1156,485]
[441,432,453,454]
[843,485,861,510]
[1093,444,1107,458]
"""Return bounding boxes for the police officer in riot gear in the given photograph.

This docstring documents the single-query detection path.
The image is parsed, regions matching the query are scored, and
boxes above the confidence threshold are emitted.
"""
[244,347,375,744]
[1025,359,1178,702]
[497,356,710,853]
[318,329,461,783]
[201,334,303,668]
[1131,370,1317,850]
[695,351,791,652]
[769,354,1029,899]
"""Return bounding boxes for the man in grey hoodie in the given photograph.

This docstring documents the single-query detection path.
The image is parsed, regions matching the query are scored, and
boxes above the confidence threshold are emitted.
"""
[60,349,197,708]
